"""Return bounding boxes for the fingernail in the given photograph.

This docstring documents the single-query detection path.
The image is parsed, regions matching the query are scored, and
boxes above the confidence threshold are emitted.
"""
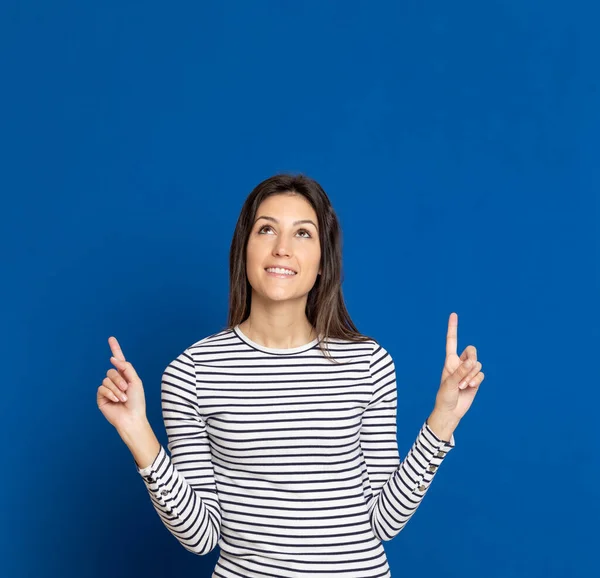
[121,394,127,402]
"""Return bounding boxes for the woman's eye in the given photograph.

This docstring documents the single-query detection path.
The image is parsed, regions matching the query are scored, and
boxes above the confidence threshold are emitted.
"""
[258,225,311,238]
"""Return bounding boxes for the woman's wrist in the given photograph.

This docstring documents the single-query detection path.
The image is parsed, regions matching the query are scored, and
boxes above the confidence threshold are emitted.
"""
[117,418,161,470]
[426,409,460,442]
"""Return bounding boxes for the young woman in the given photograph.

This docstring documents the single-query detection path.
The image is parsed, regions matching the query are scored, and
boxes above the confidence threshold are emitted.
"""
[97,174,484,578]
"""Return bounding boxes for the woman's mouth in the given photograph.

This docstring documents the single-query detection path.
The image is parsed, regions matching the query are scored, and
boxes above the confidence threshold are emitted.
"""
[265,267,297,278]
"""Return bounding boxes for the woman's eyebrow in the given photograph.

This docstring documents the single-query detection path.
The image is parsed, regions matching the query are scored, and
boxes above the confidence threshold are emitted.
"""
[255,215,318,229]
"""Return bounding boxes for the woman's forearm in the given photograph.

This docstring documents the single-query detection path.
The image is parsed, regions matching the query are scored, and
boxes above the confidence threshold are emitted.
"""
[426,409,459,442]
[117,418,161,470]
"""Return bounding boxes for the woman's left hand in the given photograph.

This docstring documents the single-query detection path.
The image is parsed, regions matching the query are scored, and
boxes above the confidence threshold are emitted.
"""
[434,312,485,422]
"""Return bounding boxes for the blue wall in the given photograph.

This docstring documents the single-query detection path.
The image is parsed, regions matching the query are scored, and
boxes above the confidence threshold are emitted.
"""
[2,1,598,576]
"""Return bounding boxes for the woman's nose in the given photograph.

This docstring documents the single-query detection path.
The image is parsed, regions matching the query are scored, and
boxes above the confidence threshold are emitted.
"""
[273,242,291,257]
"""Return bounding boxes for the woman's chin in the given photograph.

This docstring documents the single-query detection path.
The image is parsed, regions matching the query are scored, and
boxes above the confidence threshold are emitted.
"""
[256,288,303,303]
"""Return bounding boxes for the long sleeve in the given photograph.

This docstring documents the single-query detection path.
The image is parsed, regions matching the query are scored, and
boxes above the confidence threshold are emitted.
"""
[359,343,455,542]
[135,349,222,555]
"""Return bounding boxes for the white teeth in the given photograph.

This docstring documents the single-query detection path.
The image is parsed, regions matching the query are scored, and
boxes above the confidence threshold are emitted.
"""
[266,267,296,275]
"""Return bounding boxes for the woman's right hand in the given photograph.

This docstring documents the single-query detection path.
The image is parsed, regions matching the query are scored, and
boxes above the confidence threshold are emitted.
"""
[97,336,147,432]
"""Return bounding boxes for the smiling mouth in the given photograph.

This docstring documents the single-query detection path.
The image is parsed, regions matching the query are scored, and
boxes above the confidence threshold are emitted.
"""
[265,268,297,277]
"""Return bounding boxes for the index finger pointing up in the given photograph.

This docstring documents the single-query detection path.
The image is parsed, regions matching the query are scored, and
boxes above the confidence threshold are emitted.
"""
[446,312,458,358]
[108,336,126,362]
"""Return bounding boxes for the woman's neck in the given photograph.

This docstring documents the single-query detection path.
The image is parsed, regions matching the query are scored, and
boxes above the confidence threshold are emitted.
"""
[238,316,316,350]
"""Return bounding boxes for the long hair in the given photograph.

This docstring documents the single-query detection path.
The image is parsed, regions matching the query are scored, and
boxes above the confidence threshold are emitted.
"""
[226,173,374,362]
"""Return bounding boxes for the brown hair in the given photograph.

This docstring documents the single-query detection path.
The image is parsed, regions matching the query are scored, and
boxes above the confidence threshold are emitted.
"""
[226,173,374,362]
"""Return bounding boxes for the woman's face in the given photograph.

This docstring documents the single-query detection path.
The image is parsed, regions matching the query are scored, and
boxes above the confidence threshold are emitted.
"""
[246,193,322,304]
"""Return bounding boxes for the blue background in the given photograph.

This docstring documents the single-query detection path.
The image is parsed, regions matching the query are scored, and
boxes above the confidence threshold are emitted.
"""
[2,1,598,577]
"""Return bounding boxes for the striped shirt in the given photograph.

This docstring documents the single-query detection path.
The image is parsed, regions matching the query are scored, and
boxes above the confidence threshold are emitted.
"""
[136,325,456,577]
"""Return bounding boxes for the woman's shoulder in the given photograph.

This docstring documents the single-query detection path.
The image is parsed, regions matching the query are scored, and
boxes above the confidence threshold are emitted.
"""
[334,333,395,363]
[184,325,237,354]
[317,333,384,362]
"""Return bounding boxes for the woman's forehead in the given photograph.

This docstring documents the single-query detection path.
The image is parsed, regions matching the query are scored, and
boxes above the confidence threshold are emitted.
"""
[256,194,317,222]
